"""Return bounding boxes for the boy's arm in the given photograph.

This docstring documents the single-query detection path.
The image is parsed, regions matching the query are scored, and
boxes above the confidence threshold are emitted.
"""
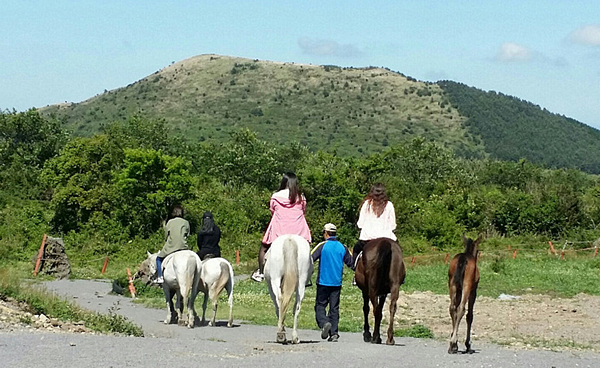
[311,242,324,262]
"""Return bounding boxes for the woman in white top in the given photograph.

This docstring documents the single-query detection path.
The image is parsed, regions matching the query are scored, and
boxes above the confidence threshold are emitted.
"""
[352,183,397,265]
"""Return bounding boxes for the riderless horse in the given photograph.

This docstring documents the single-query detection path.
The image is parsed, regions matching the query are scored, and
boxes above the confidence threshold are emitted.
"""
[354,237,405,345]
[264,234,313,344]
[448,234,482,354]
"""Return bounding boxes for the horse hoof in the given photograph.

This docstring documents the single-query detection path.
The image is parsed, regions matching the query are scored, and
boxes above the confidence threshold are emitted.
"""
[208,321,214,327]
[448,344,458,354]
[363,332,372,343]
[292,336,299,344]
[371,337,382,344]
[386,338,395,346]
[276,332,287,343]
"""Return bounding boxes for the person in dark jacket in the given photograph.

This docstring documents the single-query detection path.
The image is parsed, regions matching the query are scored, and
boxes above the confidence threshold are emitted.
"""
[197,211,221,260]
[311,223,353,342]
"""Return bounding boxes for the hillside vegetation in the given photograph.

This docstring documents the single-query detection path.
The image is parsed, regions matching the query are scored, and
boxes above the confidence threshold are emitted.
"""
[439,81,600,173]
[40,54,600,172]
[42,54,483,157]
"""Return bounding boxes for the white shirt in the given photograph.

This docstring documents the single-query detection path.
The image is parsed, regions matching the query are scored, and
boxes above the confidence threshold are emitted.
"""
[357,200,397,241]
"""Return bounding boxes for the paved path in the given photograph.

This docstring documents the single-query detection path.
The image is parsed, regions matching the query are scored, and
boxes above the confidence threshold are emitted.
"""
[1,279,599,367]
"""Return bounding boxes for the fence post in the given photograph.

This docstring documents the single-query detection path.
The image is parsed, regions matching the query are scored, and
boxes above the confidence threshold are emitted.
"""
[548,241,557,255]
[33,234,47,276]
[444,253,450,264]
[101,257,110,274]
[236,250,240,265]
[411,256,416,265]
[513,249,517,260]
[126,268,136,298]
[594,247,598,258]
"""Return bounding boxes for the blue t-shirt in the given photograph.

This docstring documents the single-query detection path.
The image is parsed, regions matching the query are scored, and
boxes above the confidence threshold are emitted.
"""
[311,237,353,287]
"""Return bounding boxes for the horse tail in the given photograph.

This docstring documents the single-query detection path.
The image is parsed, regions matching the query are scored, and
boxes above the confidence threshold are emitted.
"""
[184,254,198,299]
[375,239,392,295]
[281,237,299,315]
[452,254,468,307]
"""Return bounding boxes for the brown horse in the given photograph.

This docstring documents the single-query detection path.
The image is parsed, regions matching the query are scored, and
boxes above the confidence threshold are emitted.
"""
[448,234,482,354]
[355,237,406,345]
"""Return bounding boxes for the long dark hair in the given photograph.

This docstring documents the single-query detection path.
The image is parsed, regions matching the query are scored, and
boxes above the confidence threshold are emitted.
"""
[199,211,215,234]
[278,172,301,204]
[362,183,388,218]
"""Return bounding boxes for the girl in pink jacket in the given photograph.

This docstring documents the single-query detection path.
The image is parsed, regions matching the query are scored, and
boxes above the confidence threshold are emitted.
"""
[251,172,311,282]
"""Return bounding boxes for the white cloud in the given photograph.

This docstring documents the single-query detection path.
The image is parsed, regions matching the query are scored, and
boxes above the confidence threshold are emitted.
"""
[297,37,364,58]
[569,25,600,46]
[496,42,533,62]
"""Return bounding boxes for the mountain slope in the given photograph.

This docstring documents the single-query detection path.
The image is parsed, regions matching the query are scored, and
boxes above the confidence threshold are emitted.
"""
[40,54,600,172]
[41,54,482,157]
[439,81,600,173]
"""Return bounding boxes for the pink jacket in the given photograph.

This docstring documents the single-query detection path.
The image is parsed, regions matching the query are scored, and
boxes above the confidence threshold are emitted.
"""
[262,189,312,244]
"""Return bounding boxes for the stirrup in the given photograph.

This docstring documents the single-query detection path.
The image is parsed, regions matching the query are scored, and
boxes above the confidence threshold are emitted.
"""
[251,270,264,282]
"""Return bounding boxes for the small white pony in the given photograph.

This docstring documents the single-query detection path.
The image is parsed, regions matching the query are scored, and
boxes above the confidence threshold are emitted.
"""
[264,234,313,344]
[139,250,202,328]
[198,257,234,327]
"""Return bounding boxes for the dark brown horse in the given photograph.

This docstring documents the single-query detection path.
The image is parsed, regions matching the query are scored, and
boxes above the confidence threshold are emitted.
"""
[355,237,406,345]
[448,234,482,354]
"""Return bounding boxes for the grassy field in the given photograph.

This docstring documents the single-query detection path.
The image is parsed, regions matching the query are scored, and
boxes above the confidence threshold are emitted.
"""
[130,252,600,338]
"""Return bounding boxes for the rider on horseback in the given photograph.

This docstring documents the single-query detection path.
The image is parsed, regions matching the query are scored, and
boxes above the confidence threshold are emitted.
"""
[155,204,190,284]
[352,184,397,285]
[252,172,311,282]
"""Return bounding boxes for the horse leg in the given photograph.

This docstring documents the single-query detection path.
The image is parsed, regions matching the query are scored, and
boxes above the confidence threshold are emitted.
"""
[465,288,477,353]
[386,285,399,345]
[291,284,305,344]
[226,279,234,328]
[269,278,286,343]
[449,293,466,354]
[200,291,208,326]
[163,284,176,324]
[362,289,371,343]
[187,284,198,329]
[209,289,218,327]
[371,294,385,344]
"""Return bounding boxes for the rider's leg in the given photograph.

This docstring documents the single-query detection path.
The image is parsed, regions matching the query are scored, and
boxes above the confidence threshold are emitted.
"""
[156,257,164,277]
[352,240,366,267]
[258,243,268,274]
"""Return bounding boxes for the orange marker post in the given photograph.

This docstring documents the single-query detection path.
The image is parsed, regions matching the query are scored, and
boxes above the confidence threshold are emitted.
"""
[548,241,557,255]
[33,234,48,276]
[594,248,598,258]
[101,257,110,274]
[411,256,416,265]
[513,249,517,260]
[236,250,240,265]
[560,251,565,260]
[444,253,450,264]
[126,268,136,298]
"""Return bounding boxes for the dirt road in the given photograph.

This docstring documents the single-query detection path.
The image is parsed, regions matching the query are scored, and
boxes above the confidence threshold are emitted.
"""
[1,279,599,367]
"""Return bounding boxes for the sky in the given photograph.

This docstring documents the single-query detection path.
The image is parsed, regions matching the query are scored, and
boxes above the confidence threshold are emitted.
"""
[2,1,599,129]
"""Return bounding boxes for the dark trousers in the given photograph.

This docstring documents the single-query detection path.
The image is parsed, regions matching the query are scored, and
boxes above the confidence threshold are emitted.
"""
[352,239,368,265]
[315,285,342,337]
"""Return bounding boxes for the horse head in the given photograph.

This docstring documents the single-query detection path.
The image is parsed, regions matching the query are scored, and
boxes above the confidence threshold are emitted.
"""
[135,251,158,284]
[462,234,483,259]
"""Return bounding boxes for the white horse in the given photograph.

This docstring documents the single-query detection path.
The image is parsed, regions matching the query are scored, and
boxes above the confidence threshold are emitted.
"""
[140,250,202,328]
[198,257,234,327]
[264,234,313,344]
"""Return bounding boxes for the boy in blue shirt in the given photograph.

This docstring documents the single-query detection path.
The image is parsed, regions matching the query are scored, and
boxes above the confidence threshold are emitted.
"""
[311,223,353,342]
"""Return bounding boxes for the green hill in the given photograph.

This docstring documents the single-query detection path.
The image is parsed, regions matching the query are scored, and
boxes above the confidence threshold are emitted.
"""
[40,54,600,172]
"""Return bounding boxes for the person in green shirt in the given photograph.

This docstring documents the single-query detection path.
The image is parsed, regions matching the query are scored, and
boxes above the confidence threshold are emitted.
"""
[155,204,190,284]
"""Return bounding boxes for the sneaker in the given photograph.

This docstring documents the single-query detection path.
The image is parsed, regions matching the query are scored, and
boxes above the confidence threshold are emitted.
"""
[321,322,331,340]
[154,276,164,284]
[251,270,264,282]
[328,334,339,342]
